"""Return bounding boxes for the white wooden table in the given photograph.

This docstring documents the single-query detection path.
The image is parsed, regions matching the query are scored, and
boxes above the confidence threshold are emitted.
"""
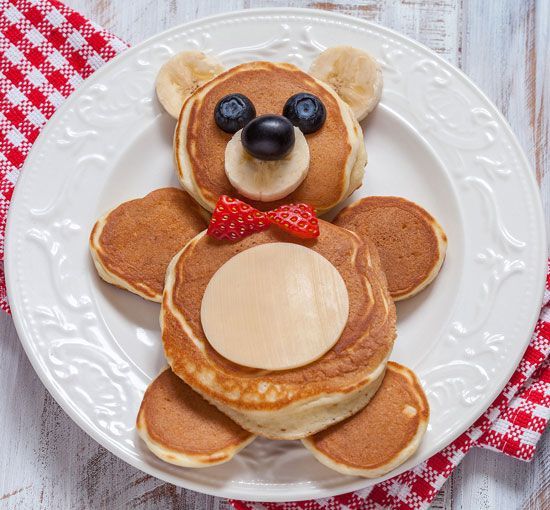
[1,1,548,508]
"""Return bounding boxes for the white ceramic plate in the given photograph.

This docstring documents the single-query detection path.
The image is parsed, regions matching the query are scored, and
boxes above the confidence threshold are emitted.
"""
[5,8,547,502]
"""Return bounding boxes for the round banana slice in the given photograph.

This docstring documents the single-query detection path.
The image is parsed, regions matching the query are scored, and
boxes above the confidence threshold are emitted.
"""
[225,127,310,202]
[156,51,224,119]
[309,46,382,122]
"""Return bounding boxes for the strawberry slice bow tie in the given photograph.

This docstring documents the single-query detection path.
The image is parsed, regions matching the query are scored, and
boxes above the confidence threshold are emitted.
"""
[207,196,320,242]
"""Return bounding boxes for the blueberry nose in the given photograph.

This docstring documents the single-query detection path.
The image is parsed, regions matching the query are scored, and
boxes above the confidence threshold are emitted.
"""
[241,115,295,161]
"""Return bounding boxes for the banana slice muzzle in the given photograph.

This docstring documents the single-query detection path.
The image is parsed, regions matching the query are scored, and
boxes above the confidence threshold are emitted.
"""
[225,127,310,202]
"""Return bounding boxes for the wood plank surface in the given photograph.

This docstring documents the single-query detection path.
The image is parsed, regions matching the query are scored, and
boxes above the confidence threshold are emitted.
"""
[0,1,548,509]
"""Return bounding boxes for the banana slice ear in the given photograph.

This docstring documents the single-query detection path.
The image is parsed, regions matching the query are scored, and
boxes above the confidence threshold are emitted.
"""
[156,51,225,119]
[309,46,383,122]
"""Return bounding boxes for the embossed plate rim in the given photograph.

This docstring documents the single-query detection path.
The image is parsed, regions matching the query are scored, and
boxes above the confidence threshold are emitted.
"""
[5,7,547,502]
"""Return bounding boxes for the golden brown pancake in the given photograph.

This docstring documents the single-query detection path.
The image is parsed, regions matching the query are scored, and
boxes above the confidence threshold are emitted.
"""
[334,196,447,300]
[175,62,366,214]
[302,362,429,477]
[90,188,209,302]
[137,368,255,467]
[162,220,396,439]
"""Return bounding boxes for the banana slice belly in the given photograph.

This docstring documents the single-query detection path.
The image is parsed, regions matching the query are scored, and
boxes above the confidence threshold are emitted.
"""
[225,127,310,202]
[156,51,225,119]
[309,46,382,122]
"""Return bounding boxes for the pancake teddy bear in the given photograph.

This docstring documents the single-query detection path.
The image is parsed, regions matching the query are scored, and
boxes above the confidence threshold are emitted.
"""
[90,47,447,476]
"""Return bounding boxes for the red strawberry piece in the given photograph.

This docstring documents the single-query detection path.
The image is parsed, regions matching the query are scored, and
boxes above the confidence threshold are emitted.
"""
[267,203,320,239]
[207,195,270,242]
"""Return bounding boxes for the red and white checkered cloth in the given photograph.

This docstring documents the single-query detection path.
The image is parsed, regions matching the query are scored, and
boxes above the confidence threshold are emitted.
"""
[0,2,548,508]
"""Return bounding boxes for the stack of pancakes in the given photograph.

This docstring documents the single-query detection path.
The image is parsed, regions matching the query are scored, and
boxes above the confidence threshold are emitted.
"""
[88,57,448,478]
[162,221,395,439]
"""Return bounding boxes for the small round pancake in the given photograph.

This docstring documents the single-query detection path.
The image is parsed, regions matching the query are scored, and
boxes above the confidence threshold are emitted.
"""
[90,188,208,302]
[175,61,366,214]
[334,196,447,300]
[137,368,255,467]
[302,362,429,478]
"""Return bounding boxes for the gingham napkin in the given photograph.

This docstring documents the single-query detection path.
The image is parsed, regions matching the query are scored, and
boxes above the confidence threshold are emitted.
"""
[0,2,548,508]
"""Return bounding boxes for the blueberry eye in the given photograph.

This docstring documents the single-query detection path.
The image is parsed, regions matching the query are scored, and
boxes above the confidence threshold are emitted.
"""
[214,94,256,134]
[282,93,326,134]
